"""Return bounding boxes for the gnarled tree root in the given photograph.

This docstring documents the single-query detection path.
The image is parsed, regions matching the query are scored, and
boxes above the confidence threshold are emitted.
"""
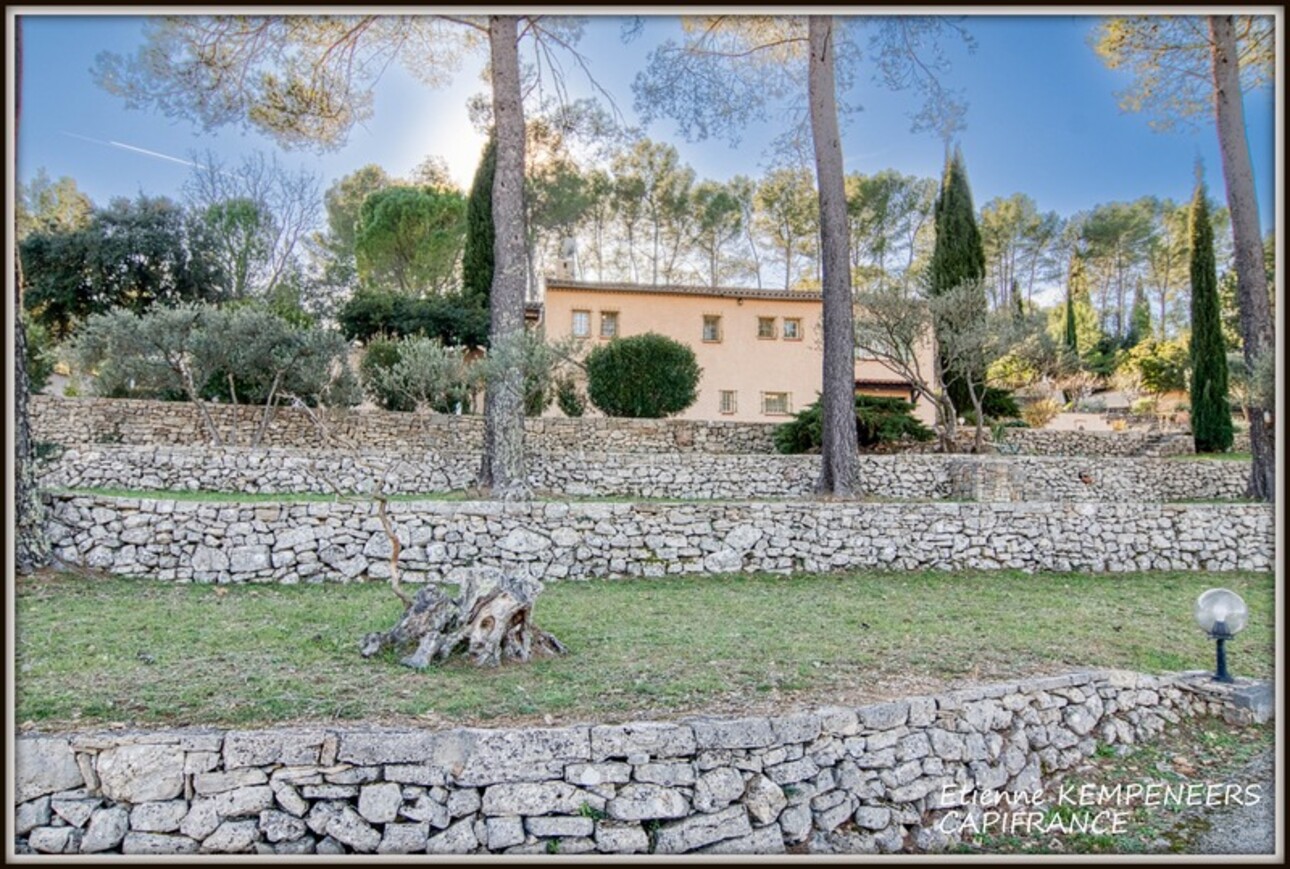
[360,569,566,669]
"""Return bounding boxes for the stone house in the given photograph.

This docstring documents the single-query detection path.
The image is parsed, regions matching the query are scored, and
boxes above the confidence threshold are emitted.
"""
[537,278,938,425]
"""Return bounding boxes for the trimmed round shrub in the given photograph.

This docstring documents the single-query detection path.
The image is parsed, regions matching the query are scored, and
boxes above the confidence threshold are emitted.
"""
[775,394,935,454]
[584,333,701,418]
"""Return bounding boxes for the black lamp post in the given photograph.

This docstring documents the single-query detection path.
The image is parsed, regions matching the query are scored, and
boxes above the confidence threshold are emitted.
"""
[1194,588,1249,684]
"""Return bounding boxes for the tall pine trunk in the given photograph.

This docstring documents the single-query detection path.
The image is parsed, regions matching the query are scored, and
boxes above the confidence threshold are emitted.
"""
[1209,15,1275,501]
[478,15,529,499]
[808,16,859,496]
[14,18,49,572]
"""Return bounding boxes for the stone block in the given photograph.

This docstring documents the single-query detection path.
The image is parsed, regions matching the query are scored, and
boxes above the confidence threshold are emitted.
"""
[121,832,201,855]
[212,785,275,818]
[481,781,601,817]
[378,822,430,854]
[690,716,776,750]
[591,722,696,760]
[566,762,632,787]
[325,805,381,853]
[81,806,130,853]
[28,826,80,854]
[193,768,268,795]
[486,816,525,850]
[698,824,785,854]
[16,737,84,802]
[425,818,479,854]
[51,797,98,828]
[526,815,594,838]
[606,783,689,821]
[259,810,308,843]
[96,744,184,803]
[357,782,402,824]
[654,805,752,854]
[858,701,909,731]
[633,761,696,787]
[16,797,51,835]
[694,767,744,812]
[743,774,787,827]
[855,806,891,831]
[201,820,259,853]
[456,726,591,786]
[594,821,649,853]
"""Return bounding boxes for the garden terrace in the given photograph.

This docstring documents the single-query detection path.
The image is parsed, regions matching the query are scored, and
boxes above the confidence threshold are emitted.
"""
[43,492,1272,584]
[31,395,1224,458]
[43,445,1255,502]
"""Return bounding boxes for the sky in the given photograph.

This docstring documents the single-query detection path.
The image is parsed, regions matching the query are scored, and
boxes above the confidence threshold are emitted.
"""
[10,10,1281,303]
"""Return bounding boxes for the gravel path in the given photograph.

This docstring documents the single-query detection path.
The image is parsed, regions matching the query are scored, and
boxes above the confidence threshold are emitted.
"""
[1185,746,1277,855]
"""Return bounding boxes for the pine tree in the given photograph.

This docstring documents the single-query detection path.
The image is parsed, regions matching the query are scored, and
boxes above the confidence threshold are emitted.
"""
[463,134,496,310]
[1188,176,1233,453]
[927,146,986,413]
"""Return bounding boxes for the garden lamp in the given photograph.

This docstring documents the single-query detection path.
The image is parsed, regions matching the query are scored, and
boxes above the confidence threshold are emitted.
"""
[1194,588,1248,683]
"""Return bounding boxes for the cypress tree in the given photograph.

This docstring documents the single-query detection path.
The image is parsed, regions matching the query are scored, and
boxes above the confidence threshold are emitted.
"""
[1063,255,1080,353]
[1124,277,1152,348]
[928,146,986,413]
[462,134,496,310]
[1188,176,1233,453]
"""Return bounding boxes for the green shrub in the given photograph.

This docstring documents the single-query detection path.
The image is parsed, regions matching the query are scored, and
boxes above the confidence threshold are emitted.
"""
[775,394,934,454]
[359,338,416,412]
[585,333,700,418]
[337,288,489,348]
[556,375,585,418]
[21,311,57,394]
[980,386,1020,420]
[1020,398,1061,428]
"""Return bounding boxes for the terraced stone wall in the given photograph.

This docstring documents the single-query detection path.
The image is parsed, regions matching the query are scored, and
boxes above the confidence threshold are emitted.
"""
[33,396,1220,458]
[13,671,1264,856]
[43,446,1252,503]
[44,494,1272,583]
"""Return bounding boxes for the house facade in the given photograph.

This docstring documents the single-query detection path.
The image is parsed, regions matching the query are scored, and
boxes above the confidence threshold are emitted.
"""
[540,278,938,425]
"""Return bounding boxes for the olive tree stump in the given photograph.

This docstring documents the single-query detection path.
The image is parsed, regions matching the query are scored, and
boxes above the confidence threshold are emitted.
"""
[360,569,566,669]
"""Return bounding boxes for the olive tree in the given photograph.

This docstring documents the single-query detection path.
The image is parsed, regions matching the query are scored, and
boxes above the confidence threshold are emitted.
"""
[95,13,596,499]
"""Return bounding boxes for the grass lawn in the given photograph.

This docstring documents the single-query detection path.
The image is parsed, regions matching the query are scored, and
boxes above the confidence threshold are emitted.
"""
[1165,452,1253,462]
[15,569,1274,733]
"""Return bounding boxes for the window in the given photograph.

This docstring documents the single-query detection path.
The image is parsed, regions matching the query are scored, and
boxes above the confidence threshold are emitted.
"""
[600,311,619,338]
[762,392,791,415]
[719,390,737,414]
[757,317,777,339]
[782,318,802,341]
[702,315,722,342]
[572,310,591,338]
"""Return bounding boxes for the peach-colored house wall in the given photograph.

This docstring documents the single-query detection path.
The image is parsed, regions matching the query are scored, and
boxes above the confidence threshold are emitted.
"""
[542,280,939,426]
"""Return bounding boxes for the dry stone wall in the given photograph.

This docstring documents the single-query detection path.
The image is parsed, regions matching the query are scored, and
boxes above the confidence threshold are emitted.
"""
[42,446,1253,502]
[44,494,1273,583]
[29,396,776,455]
[12,670,1263,856]
[34,396,1224,458]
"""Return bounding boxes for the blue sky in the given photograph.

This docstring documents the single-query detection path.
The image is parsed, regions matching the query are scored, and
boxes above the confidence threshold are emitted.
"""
[13,12,1279,254]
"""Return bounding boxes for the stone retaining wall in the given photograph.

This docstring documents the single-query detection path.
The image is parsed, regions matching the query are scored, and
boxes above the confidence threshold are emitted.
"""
[44,494,1273,583]
[42,446,1253,503]
[33,396,1218,458]
[29,396,777,455]
[13,670,1264,855]
[987,429,1196,458]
